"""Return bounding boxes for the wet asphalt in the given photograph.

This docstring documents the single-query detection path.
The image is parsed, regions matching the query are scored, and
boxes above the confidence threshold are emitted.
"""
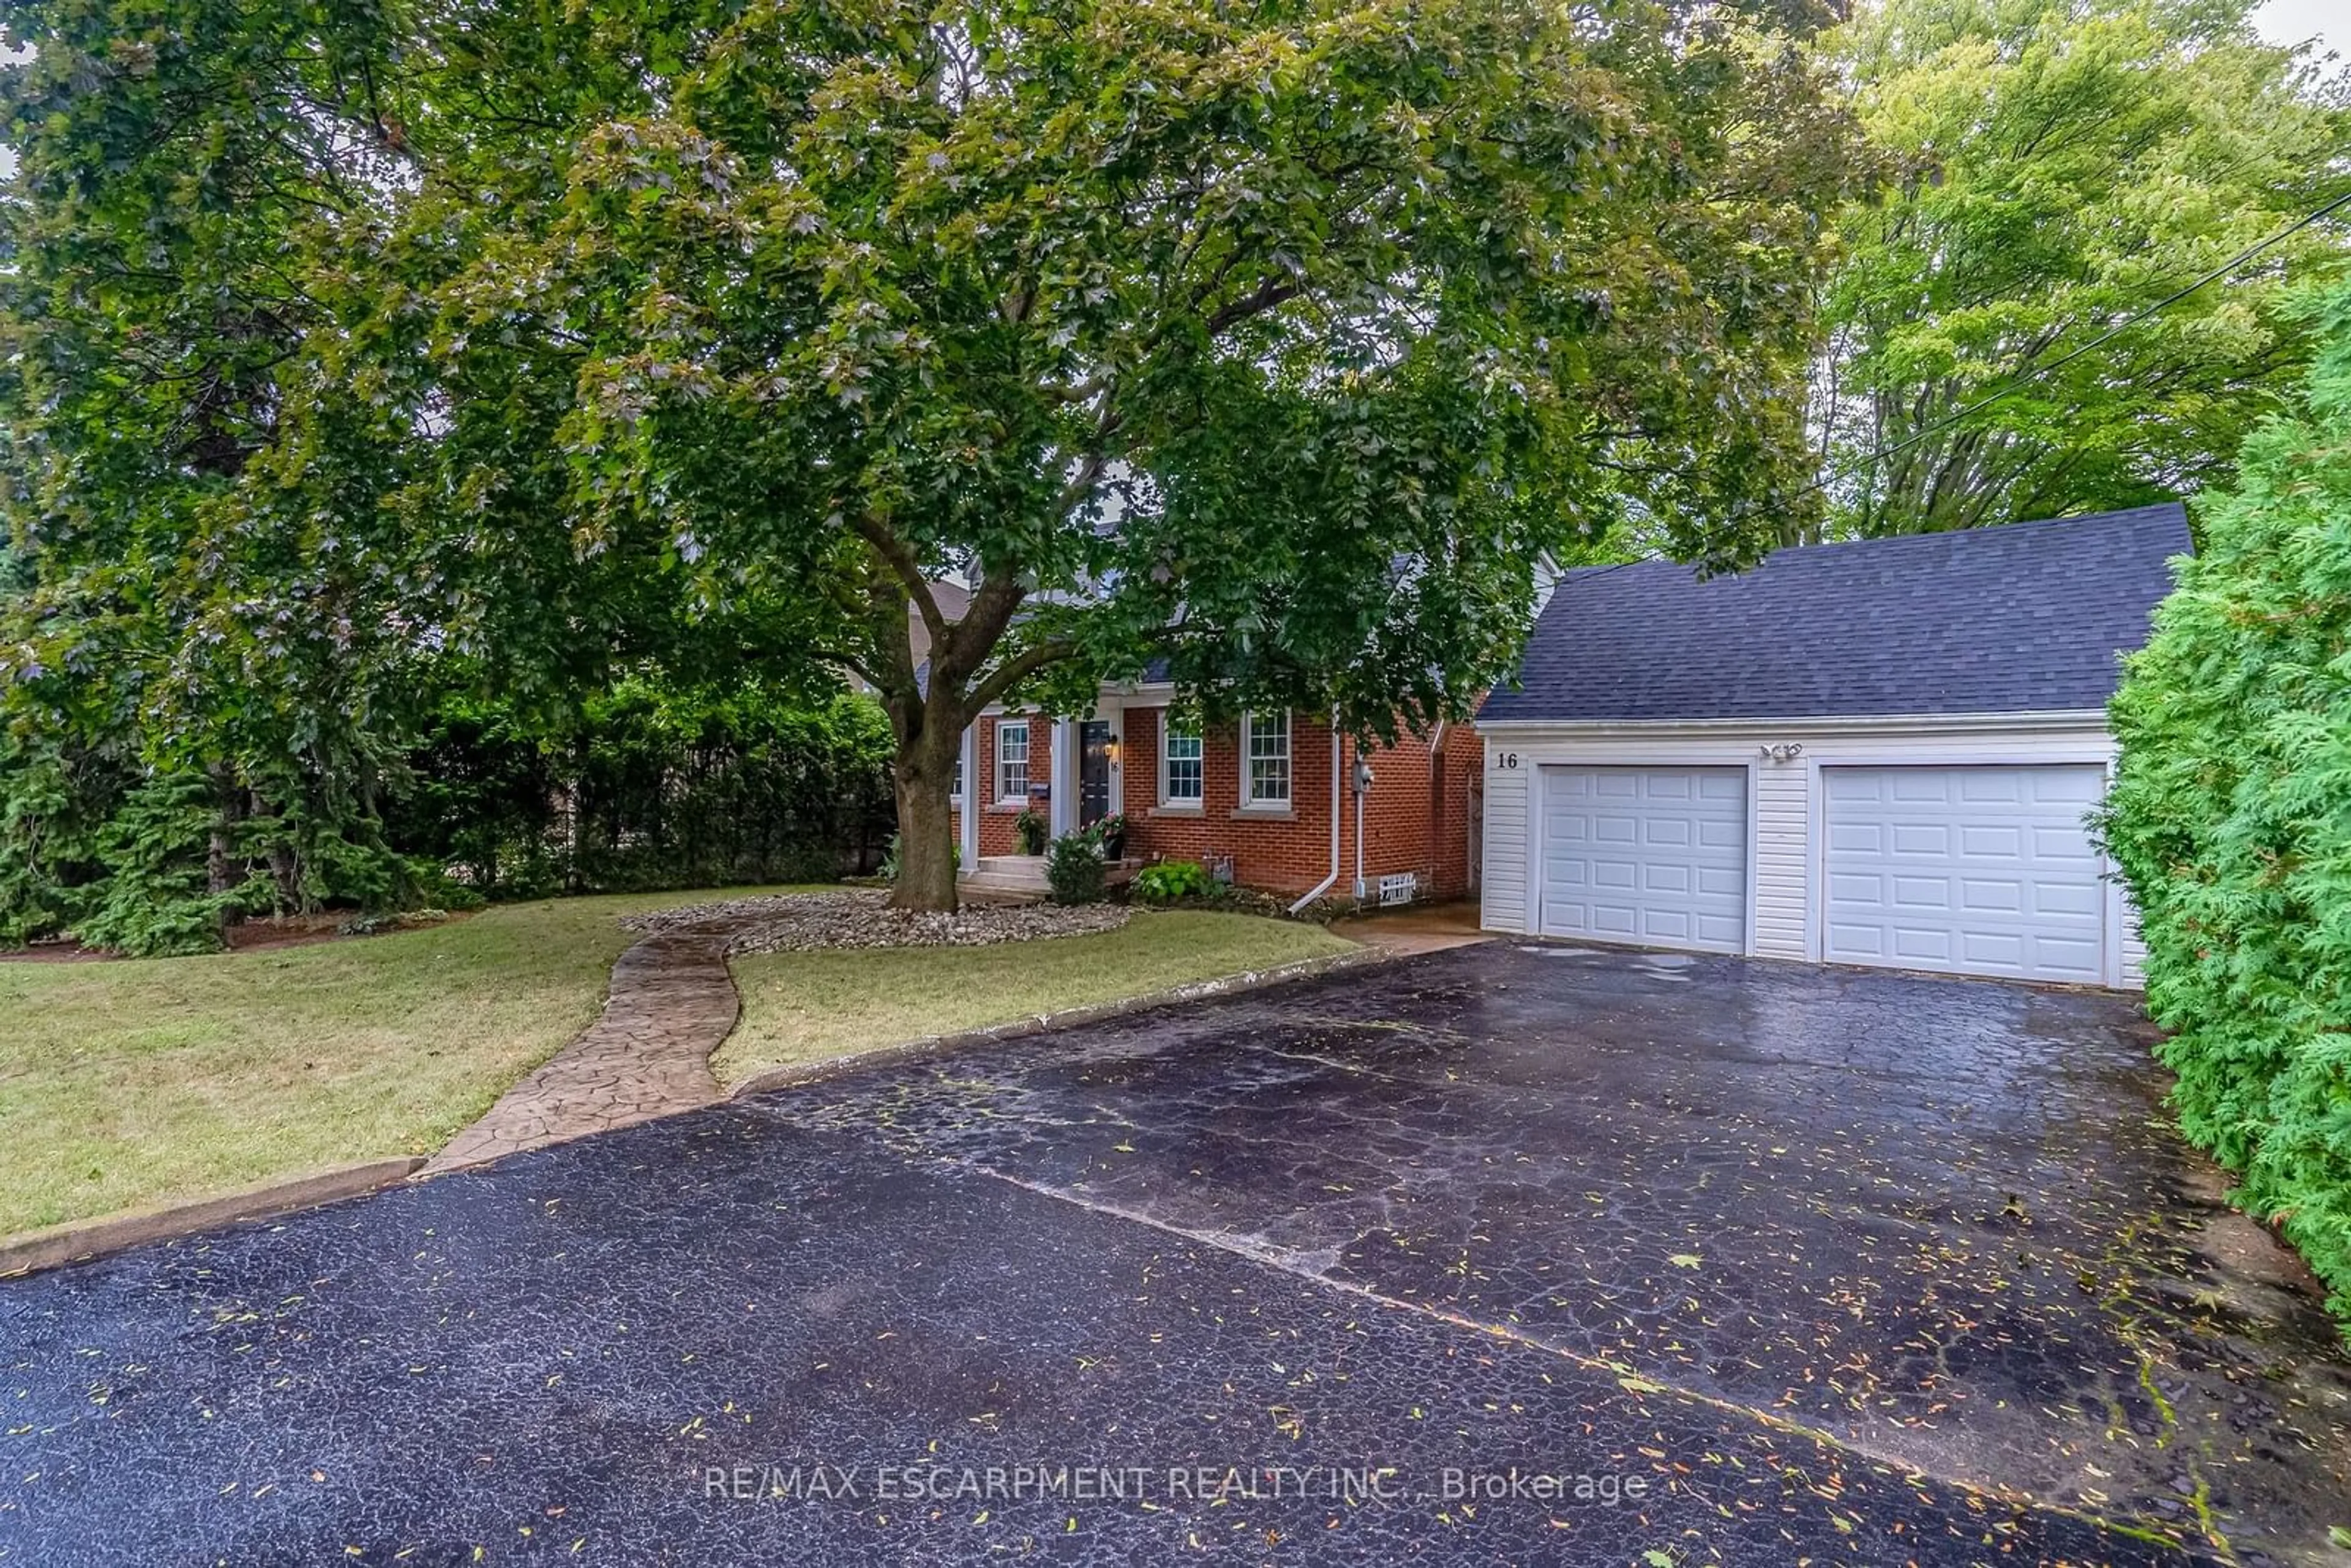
[4,943,2349,1566]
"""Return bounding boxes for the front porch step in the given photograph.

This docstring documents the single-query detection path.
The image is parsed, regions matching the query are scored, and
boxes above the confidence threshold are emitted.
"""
[962,854,1048,888]
[957,853,1138,899]
[958,854,1049,901]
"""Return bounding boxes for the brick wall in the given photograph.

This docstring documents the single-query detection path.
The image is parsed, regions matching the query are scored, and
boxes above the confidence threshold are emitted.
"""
[1335,721,1483,902]
[948,702,1483,904]
[1119,708,1342,895]
[1347,727,1425,895]
[1116,708,1481,901]
[974,715,1051,857]
[1435,718,1483,900]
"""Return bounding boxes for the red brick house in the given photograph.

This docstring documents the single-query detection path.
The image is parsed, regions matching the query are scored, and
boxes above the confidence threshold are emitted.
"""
[947,680,1484,909]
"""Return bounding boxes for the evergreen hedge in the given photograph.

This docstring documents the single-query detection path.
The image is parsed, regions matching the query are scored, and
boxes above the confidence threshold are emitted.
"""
[2099,282,2351,1322]
[391,685,895,898]
[0,682,896,955]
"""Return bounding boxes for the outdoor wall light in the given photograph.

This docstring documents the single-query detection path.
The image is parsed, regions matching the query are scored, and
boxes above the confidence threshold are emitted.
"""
[1758,741,1805,763]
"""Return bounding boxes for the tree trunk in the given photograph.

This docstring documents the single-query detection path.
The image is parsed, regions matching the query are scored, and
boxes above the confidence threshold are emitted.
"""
[269,841,301,913]
[890,741,960,912]
[206,763,246,934]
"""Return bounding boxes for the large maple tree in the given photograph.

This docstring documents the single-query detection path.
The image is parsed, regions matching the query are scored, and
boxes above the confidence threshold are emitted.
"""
[4,0,1866,910]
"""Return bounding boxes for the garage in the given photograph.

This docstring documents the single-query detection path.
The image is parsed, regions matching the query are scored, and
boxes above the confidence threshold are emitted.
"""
[1475,505,2189,989]
[1538,766,1745,951]
[1821,764,2107,983]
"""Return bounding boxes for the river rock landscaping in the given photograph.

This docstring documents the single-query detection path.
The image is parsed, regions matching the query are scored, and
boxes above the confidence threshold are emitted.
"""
[620,888,1131,953]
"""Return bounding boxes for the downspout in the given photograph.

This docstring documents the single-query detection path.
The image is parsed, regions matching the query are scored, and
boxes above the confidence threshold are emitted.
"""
[1426,719,1447,897]
[1288,714,1346,913]
[1350,719,1432,905]
[1353,745,1366,902]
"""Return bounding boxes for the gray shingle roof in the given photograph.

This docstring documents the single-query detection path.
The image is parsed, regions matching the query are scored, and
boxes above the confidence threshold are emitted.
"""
[1479,505,2191,724]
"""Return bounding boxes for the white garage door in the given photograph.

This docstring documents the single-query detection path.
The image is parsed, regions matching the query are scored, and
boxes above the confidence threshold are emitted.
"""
[1823,765,2107,983]
[1539,767,1746,952]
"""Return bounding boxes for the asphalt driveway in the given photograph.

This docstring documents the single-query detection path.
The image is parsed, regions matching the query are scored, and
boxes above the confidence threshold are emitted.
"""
[4,943,2349,1565]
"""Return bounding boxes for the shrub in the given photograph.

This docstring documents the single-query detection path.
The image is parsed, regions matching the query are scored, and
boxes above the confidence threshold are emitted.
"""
[1014,806,1049,856]
[66,773,244,957]
[1044,829,1108,906]
[391,683,895,895]
[2098,280,2351,1324]
[0,729,125,946]
[1132,858,1216,906]
[0,675,897,953]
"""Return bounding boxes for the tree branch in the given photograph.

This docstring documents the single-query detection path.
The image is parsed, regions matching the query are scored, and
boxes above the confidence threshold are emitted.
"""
[1204,276,1305,336]
[932,570,1026,695]
[850,510,948,664]
[812,645,889,689]
[968,638,1078,715]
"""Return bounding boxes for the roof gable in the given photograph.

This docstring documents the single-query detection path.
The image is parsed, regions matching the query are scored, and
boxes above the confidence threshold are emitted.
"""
[1479,505,2191,724]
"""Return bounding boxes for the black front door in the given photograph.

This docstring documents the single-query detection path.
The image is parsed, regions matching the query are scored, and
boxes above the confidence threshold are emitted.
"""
[1079,720,1113,827]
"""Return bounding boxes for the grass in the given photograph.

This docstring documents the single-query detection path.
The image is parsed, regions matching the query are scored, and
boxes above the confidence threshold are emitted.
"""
[0,887,817,1239]
[2,894,1351,1242]
[714,907,1354,1086]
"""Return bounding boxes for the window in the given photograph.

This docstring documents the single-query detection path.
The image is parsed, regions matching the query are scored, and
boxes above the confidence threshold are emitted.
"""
[951,744,963,800]
[1161,712,1204,806]
[996,719,1030,801]
[1243,710,1291,806]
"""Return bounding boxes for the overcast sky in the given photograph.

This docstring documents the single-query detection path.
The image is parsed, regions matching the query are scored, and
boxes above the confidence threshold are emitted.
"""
[2254,0,2342,57]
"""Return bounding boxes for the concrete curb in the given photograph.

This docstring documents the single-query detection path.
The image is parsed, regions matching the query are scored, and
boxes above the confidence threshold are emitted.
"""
[729,945,1385,1099]
[0,1157,426,1280]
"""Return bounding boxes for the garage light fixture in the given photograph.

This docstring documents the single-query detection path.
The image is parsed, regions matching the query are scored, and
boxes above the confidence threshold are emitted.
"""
[1760,742,1805,763]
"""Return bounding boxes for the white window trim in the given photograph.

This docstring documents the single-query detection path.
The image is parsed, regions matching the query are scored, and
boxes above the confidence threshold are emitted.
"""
[1241,708,1292,808]
[996,719,1031,804]
[1160,710,1205,808]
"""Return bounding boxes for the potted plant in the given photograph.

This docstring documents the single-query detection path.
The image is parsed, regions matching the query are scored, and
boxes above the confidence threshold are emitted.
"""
[1013,806,1048,856]
[1096,812,1129,860]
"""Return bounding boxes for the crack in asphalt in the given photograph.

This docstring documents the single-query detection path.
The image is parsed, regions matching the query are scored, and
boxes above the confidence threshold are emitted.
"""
[721,943,2344,1561]
[961,1160,2240,1566]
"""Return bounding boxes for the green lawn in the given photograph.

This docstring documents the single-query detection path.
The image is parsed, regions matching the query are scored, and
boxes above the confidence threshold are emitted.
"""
[714,909,1353,1087]
[0,888,816,1239]
[2,896,1351,1244]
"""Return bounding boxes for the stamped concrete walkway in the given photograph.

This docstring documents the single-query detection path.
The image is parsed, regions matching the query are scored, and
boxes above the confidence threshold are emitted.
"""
[421,901,1482,1178]
[1327,898,1491,956]
[419,920,749,1174]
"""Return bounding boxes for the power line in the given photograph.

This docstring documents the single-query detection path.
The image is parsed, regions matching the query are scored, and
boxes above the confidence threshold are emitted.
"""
[1547,187,2350,579]
[1825,185,2351,492]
